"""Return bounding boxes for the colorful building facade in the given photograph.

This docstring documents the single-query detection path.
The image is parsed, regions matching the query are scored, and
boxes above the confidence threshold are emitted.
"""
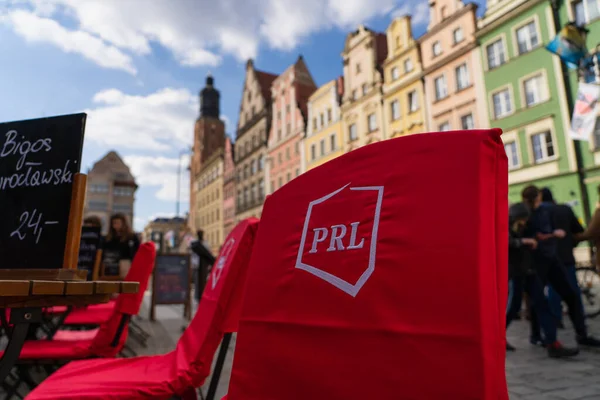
[266,56,316,193]
[234,60,276,222]
[222,136,236,239]
[303,77,344,171]
[340,25,388,151]
[478,0,579,211]
[382,16,427,138]
[419,0,488,132]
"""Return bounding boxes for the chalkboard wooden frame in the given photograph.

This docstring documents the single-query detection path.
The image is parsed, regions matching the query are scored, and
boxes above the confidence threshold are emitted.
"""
[150,253,192,322]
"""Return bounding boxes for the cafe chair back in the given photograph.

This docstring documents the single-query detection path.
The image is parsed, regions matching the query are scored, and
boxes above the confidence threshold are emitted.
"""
[225,130,509,400]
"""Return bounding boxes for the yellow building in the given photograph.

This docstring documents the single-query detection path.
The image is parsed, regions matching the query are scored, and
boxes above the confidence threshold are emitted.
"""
[382,16,427,138]
[340,25,389,151]
[194,150,224,251]
[303,78,345,171]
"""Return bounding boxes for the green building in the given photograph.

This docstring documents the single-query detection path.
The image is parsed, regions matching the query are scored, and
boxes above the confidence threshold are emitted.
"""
[478,0,586,219]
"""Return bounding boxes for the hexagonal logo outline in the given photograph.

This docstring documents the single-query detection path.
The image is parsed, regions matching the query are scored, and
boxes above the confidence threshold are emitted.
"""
[295,183,384,297]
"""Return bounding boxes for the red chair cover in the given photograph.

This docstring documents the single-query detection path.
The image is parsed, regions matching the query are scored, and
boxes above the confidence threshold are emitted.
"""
[226,130,509,400]
[26,219,259,400]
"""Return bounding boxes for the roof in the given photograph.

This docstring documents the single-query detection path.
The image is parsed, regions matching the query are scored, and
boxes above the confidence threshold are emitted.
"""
[255,70,278,103]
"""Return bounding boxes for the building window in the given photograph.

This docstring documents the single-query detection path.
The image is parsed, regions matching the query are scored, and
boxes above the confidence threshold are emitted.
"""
[390,100,401,121]
[486,39,506,69]
[286,123,291,135]
[278,153,282,165]
[404,58,413,73]
[286,147,290,160]
[295,141,300,154]
[504,142,520,169]
[367,114,377,132]
[327,108,332,122]
[531,131,555,163]
[330,134,336,151]
[408,90,419,112]
[312,118,317,130]
[286,104,290,113]
[573,0,600,25]
[250,159,256,175]
[286,172,291,182]
[320,139,325,156]
[439,122,451,132]
[516,21,540,55]
[453,28,464,44]
[277,129,282,140]
[391,67,400,80]
[492,89,513,119]
[455,63,470,91]
[362,83,368,95]
[243,187,248,204]
[295,168,300,177]
[523,74,547,107]
[259,180,264,199]
[251,184,256,201]
[348,124,358,141]
[258,155,264,171]
[89,183,109,193]
[88,201,108,211]
[461,114,475,130]
[432,41,442,57]
[278,177,283,188]
[311,144,316,160]
[356,63,361,73]
[320,113,325,127]
[434,75,448,100]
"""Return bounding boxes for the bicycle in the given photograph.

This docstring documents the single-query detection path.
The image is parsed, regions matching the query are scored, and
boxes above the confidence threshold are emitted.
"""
[575,265,600,319]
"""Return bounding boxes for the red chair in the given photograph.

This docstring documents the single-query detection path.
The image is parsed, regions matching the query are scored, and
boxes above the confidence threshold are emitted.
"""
[225,130,509,399]
[47,243,156,348]
[1,243,156,397]
[26,219,259,400]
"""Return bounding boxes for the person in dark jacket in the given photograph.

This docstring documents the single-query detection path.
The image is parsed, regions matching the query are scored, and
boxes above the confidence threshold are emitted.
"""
[192,230,216,302]
[522,185,600,355]
[506,203,538,351]
[539,188,585,326]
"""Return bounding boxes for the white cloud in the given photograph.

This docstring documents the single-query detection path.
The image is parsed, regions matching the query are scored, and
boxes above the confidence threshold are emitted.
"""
[125,154,190,203]
[392,2,429,26]
[3,9,137,75]
[84,87,197,151]
[4,0,418,70]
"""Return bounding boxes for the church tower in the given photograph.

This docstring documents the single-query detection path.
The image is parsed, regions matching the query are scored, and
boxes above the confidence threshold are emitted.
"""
[190,74,226,237]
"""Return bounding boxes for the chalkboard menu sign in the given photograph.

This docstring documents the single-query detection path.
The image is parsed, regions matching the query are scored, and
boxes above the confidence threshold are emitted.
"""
[0,114,85,270]
[77,226,101,280]
[150,254,191,321]
[102,249,121,277]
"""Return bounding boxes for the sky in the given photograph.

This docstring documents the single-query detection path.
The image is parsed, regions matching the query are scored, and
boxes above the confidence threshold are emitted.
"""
[0,0,485,231]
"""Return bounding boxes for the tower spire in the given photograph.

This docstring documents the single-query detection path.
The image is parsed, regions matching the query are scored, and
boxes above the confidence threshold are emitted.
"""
[199,73,220,119]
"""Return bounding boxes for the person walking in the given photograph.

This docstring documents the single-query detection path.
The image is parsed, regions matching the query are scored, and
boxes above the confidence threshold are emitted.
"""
[191,230,215,304]
[522,185,600,353]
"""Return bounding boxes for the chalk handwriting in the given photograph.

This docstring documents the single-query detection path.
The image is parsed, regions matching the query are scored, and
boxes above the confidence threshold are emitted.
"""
[0,159,73,191]
[1,130,52,170]
[10,210,58,244]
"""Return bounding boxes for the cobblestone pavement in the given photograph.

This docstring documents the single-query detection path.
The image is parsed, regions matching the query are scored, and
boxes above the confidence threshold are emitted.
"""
[506,316,600,399]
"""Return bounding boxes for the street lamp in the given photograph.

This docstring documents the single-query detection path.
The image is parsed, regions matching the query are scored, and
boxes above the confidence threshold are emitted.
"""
[176,147,193,218]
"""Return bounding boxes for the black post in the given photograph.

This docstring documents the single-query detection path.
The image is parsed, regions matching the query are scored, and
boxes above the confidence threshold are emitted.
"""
[550,0,593,224]
[205,333,232,400]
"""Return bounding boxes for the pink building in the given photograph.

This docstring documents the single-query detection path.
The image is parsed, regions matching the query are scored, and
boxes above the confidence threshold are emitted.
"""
[266,56,317,193]
[222,136,236,238]
[418,0,488,132]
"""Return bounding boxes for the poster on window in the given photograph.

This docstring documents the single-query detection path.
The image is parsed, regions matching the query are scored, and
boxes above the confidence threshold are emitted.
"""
[569,82,600,141]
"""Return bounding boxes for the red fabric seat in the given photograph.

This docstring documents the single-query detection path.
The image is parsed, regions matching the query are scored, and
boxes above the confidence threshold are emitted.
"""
[46,301,115,315]
[0,340,95,360]
[27,220,259,400]
[62,307,113,325]
[226,130,509,399]
[52,329,98,341]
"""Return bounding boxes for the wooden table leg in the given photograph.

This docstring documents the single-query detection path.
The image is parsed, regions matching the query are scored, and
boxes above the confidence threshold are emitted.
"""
[0,308,42,383]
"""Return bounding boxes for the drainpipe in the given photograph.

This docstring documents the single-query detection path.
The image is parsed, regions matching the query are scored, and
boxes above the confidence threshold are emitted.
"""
[550,0,592,225]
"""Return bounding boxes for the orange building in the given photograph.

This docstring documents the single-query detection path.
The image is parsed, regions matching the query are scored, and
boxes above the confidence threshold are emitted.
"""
[266,56,317,193]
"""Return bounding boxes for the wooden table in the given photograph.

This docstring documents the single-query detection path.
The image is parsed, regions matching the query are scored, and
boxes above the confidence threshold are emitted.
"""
[0,279,139,383]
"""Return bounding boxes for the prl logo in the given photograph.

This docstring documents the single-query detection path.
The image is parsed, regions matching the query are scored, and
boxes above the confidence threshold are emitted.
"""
[211,237,236,290]
[295,183,384,297]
